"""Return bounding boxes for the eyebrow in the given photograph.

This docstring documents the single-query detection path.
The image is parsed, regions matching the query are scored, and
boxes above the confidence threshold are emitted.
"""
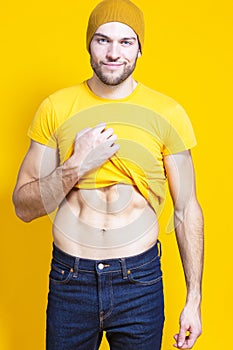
[94,33,137,41]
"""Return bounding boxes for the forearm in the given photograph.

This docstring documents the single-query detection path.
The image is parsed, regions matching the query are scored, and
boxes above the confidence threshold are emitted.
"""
[13,162,79,222]
[174,199,204,305]
[13,124,119,223]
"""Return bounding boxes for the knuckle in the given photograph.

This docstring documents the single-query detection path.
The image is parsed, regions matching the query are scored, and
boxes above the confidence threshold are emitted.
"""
[90,129,96,137]
[111,134,117,141]
[107,127,113,134]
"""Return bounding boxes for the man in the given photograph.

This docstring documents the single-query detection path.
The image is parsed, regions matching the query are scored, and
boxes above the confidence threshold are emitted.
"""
[13,0,204,349]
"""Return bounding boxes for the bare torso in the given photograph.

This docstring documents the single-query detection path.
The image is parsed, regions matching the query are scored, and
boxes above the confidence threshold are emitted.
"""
[53,184,159,259]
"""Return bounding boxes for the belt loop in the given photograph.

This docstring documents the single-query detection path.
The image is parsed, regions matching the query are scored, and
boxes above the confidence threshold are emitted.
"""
[157,240,162,257]
[73,257,80,278]
[119,258,128,279]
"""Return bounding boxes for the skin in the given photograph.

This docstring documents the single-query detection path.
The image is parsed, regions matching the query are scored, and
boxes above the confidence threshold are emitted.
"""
[12,21,204,349]
[164,151,203,349]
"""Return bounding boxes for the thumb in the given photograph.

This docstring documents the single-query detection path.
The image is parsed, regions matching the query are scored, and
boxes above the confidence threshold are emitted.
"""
[177,326,187,348]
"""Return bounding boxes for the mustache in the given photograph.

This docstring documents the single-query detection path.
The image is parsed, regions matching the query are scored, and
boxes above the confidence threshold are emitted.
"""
[100,60,126,65]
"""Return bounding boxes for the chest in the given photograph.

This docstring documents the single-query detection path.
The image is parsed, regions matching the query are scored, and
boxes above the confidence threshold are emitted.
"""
[55,103,167,169]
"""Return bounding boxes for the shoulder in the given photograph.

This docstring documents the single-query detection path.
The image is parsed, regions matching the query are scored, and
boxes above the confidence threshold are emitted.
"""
[47,82,86,107]
[138,83,178,106]
[136,83,197,150]
[136,83,181,119]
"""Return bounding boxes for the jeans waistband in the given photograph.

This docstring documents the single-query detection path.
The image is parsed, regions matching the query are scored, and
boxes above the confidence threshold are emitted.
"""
[52,241,161,277]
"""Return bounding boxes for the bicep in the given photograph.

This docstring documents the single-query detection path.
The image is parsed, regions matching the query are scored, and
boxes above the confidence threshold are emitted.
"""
[164,150,197,210]
[14,140,59,192]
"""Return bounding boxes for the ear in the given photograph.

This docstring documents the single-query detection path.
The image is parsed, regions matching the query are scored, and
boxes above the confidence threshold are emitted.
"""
[137,50,142,58]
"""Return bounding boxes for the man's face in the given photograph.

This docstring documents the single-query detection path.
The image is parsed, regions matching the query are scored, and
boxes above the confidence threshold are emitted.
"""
[89,22,141,86]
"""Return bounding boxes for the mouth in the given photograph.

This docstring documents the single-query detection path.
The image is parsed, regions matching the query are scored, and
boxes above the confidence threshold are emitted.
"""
[102,62,125,69]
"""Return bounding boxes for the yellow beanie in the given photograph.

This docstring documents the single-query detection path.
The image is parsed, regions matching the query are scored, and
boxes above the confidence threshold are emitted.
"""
[86,0,144,52]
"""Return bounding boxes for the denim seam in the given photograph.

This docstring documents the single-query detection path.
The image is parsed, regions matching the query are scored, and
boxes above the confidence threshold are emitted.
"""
[52,253,160,274]
[78,255,160,274]
[128,255,160,271]
[51,263,65,274]
[102,273,114,321]
[52,257,73,270]
[49,271,73,285]
[128,274,163,286]
[93,332,102,349]
[78,269,96,274]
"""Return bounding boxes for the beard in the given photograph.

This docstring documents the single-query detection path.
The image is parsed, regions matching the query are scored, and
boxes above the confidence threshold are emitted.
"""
[90,56,138,86]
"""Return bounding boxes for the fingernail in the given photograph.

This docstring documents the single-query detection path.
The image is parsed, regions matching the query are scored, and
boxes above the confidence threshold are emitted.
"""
[178,342,183,347]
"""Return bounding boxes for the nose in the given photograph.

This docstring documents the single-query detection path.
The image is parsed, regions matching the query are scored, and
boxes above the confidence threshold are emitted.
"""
[106,42,121,61]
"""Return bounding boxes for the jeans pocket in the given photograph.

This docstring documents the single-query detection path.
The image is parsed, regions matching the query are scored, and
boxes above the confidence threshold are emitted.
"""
[49,259,73,285]
[127,257,162,286]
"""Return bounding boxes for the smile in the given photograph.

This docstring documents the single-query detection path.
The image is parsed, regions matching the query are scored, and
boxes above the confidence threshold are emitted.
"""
[102,63,125,69]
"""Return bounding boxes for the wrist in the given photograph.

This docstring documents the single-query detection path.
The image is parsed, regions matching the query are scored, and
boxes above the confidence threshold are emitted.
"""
[186,290,202,307]
[61,159,80,185]
[62,156,79,174]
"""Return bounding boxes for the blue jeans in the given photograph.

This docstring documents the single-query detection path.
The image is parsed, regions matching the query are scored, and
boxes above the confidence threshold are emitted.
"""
[46,242,165,350]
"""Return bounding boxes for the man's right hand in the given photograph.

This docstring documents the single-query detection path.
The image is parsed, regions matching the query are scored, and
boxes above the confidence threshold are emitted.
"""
[64,123,120,179]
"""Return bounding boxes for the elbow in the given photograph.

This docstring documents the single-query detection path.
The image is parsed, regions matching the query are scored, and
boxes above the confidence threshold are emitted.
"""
[174,198,204,228]
[12,194,34,223]
[14,206,33,223]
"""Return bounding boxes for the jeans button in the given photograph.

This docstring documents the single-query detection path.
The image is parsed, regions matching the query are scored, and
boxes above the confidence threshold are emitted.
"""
[98,263,104,270]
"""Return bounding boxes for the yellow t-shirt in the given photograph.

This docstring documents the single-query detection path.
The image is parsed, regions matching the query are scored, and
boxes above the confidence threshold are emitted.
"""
[28,81,196,215]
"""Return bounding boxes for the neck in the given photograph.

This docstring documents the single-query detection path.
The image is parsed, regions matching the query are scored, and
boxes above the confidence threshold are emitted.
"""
[87,74,138,99]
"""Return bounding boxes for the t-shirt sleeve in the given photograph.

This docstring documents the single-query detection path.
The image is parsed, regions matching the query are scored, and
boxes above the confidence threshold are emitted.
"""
[163,103,197,155]
[27,97,57,148]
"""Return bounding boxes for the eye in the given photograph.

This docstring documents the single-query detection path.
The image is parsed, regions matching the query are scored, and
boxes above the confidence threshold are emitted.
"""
[97,38,109,44]
[121,40,133,47]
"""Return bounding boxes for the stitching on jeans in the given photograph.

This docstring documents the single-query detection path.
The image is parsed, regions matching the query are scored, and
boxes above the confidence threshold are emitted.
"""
[49,270,73,285]
[102,273,114,321]
[51,263,64,274]
[128,274,163,286]
[128,255,160,272]
[53,257,72,269]
[96,255,160,274]
[93,331,102,348]
[53,253,160,274]
[99,311,104,330]
[78,269,96,274]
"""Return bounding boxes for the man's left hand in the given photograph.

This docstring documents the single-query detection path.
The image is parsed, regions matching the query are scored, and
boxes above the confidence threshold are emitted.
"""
[173,304,202,349]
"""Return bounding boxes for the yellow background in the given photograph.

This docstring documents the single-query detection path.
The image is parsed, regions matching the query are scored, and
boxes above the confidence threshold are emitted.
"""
[1,0,232,349]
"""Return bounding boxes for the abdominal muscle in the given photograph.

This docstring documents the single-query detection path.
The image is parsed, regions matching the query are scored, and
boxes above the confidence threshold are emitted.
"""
[53,184,159,259]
